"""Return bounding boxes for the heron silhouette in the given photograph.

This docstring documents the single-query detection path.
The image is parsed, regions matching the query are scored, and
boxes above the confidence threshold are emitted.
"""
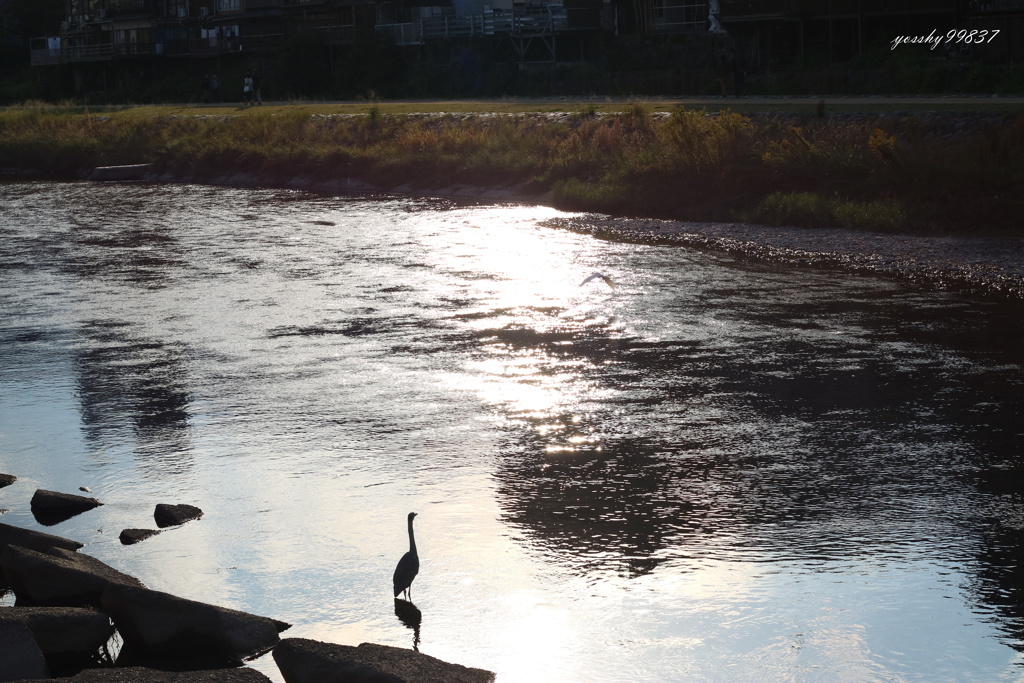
[579,272,616,289]
[392,512,419,600]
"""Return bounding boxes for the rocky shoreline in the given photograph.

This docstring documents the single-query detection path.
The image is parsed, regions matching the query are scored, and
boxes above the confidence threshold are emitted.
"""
[0,473,494,683]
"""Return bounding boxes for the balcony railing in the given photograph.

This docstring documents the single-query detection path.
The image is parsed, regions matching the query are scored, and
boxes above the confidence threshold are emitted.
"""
[31,39,206,64]
[56,44,116,62]
[375,5,569,46]
[113,41,159,56]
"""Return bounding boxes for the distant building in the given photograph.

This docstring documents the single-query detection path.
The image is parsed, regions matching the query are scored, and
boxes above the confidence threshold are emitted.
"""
[29,0,609,69]
[27,0,1024,94]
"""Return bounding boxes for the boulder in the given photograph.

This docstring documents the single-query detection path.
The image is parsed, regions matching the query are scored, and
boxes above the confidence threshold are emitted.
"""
[272,639,496,683]
[154,503,203,528]
[0,606,113,675]
[0,545,144,607]
[0,620,49,682]
[101,583,290,667]
[119,528,162,545]
[31,489,103,526]
[12,665,273,682]
[0,521,83,554]
[0,473,15,488]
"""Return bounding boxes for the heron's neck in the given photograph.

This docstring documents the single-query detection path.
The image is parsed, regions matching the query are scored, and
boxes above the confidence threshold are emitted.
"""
[408,517,417,554]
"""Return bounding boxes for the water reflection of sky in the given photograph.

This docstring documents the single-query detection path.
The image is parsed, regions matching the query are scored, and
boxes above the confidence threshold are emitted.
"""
[1,181,1023,682]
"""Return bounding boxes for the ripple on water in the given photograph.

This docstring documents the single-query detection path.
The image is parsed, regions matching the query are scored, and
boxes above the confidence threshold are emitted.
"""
[2,182,1024,683]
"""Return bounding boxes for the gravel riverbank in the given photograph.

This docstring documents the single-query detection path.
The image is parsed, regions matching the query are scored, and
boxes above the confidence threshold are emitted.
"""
[541,213,1024,302]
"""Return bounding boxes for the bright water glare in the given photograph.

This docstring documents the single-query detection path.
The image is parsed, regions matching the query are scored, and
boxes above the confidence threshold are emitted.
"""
[2,181,1024,682]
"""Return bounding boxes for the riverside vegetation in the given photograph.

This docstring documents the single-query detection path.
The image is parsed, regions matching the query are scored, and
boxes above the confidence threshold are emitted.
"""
[2,101,1023,236]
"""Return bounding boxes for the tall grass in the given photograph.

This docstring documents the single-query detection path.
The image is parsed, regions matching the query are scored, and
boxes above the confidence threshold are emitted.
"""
[1,106,1022,235]
[748,192,909,232]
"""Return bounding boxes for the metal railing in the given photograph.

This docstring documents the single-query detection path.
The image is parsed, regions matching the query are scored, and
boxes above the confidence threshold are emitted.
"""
[112,41,159,56]
[376,4,571,46]
[64,43,115,61]
[31,31,287,64]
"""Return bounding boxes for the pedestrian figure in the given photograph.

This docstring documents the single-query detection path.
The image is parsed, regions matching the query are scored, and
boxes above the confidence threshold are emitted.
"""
[252,73,263,105]
[243,72,254,105]
[708,0,722,32]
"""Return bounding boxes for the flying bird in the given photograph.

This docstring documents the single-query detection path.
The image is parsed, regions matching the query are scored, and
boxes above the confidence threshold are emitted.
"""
[579,272,616,289]
[393,512,419,600]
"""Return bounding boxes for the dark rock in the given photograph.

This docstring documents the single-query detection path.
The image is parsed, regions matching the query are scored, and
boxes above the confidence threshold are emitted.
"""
[31,489,103,526]
[0,545,144,607]
[0,521,83,554]
[101,583,290,667]
[272,638,496,683]
[154,503,203,528]
[119,528,162,545]
[0,606,113,675]
[12,665,273,682]
[0,620,49,681]
[0,473,15,488]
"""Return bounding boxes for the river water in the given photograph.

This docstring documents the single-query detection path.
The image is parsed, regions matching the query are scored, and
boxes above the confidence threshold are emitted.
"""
[1,180,1023,682]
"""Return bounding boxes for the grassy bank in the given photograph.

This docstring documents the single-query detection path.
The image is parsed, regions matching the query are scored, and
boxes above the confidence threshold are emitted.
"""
[2,101,1023,236]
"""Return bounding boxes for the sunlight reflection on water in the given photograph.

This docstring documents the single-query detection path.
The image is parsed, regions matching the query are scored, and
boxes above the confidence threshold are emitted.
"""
[1,181,1023,682]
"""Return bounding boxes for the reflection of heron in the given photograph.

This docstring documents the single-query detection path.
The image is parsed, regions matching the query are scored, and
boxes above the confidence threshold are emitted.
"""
[392,512,419,600]
[579,272,616,289]
[394,597,422,651]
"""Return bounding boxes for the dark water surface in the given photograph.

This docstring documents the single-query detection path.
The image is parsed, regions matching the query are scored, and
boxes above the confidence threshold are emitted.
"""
[2,181,1023,682]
